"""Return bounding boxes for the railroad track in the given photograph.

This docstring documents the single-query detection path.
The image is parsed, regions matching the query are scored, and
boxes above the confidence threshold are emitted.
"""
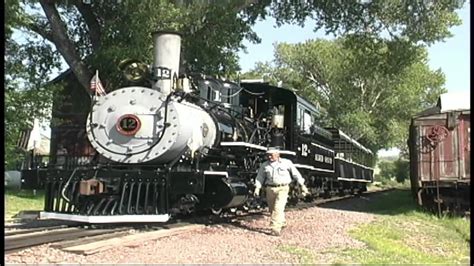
[5,225,130,254]
[206,188,395,224]
[5,188,393,254]
[5,219,211,255]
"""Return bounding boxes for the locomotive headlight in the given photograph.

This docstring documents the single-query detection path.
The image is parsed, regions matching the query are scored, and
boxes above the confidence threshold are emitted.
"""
[116,114,141,136]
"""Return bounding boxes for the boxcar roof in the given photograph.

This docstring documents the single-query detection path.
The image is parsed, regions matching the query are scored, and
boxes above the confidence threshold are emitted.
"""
[437,91,470,113]
[413,91,470,118]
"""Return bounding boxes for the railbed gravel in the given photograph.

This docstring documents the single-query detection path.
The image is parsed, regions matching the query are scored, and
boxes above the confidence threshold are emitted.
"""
[5,203,376,264]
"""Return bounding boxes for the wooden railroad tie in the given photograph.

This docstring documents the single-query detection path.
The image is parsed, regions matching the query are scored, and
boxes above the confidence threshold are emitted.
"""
[61,224,205,255]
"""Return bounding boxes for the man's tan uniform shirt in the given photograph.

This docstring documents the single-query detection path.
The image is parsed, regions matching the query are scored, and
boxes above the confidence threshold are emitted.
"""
[255,158,305,189]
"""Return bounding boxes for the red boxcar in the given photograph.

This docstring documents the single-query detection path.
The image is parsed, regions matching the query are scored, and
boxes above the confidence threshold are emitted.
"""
[408,92,470,215]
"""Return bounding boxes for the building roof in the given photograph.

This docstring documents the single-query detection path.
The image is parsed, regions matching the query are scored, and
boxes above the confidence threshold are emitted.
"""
[49,68,73,84]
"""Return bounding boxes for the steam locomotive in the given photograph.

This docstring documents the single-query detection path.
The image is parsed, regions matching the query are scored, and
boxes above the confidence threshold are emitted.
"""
[40,31,374,223]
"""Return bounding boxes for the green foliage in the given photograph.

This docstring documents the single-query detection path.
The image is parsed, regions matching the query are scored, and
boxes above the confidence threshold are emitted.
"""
[243,37,447,152]
[257,0,464,45]
[4,84,61,170]
[378,159,410,183]
[393,159,410,183]
[378,160,396,178]
[5,0,63,168]
[83,1,262,89]
[8,1,263,90]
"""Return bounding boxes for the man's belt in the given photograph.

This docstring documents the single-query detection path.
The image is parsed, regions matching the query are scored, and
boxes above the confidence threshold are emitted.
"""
[265,183,289,187]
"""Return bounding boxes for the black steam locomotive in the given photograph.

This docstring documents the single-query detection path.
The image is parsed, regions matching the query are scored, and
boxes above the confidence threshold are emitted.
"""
[40,32,374,223]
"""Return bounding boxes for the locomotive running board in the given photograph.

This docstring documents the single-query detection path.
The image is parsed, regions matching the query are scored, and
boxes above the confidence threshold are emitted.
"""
[220,141,267,150]
[220,142,296,155]
[337,177,372,183]
[39,212,170,223]
[293,163,334,172]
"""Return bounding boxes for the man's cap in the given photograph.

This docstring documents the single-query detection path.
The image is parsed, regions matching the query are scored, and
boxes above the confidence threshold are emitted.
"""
[266,147,281,154]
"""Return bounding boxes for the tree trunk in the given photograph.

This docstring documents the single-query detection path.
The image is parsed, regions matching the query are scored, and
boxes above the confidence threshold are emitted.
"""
[74,1,101,50]
[39,0,92,92]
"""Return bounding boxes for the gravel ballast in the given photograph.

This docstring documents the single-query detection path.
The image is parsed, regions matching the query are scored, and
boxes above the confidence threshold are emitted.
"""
[5,204,376,264]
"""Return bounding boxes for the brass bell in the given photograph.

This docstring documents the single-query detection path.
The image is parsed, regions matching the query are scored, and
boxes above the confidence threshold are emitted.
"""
[118,59,149,83]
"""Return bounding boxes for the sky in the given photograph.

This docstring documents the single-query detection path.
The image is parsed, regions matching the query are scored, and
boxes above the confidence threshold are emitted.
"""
[238,4,471,94]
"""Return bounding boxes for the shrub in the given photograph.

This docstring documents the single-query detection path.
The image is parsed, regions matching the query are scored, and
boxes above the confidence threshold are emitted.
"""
[378,159,409,183]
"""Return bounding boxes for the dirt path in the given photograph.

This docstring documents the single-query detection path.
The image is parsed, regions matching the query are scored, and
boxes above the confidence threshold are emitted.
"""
[5,200,377,264]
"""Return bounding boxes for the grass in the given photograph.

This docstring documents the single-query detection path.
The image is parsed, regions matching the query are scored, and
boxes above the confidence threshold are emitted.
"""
[276,189,470,264]
[4,189,45,220]
[334,215,470,264]
[369,176,411,191]
[357,188,417,215]
[330,189,471,264]
[277,245,315,264]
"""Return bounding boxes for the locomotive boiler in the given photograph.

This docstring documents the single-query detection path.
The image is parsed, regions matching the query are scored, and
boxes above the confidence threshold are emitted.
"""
[40,31,374,223]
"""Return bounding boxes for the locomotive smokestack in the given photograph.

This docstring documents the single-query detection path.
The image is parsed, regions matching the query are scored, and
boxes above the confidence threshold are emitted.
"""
[152,31,181,95]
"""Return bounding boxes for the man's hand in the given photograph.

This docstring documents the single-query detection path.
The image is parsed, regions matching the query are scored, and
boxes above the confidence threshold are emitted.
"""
[301,185,310,197]
[253,187,260,197]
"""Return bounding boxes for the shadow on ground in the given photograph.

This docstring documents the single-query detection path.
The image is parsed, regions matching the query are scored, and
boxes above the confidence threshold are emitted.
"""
[318,188,422,216]
[225,220,278,236]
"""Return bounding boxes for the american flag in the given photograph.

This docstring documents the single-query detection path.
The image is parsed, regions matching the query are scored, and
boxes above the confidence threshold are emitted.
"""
[17,128,32,150]
[90,70,106,96]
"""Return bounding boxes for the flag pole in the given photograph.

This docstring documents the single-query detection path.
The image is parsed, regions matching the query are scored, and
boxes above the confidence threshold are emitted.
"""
[95,70,99,97]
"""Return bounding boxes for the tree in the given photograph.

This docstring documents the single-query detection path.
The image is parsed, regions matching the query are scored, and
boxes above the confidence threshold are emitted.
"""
[7,0,465,93]
[251,0,464,44]
[5,1,62,169]
[378,158,410,183]
[243,36,446,152]
[7,0,265,92]
[393,159,410,183]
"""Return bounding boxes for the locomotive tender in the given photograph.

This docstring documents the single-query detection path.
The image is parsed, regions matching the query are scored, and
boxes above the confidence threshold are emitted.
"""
[40,31,374,223]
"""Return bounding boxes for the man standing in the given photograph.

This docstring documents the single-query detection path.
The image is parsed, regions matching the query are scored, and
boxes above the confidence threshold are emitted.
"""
[253,147,309,236]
